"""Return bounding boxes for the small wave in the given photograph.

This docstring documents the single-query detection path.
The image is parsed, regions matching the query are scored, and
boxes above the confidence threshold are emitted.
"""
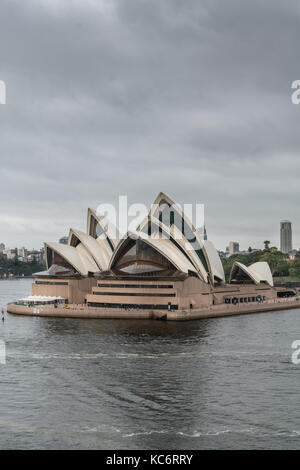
[176,428,256,437]
[31,352,109,360]
[123,430,169,437]
[16,350,284,361]
[123,427,300,439]
[78,424,121,434]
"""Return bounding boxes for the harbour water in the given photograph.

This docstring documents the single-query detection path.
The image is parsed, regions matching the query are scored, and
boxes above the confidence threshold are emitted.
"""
[0,279,299,450]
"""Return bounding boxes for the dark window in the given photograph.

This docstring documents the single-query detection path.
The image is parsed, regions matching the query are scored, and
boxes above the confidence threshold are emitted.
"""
[230,265,255,285]
[70,234,81,248]
[277,290,295,298]
[88,302,178,310]
[46,248,76,274]
[97,283,173,289]
[89,215,114,251]
[155,200,209,273]
[35,281,68,285]
[93,292,175,297]
[113,238,175,275]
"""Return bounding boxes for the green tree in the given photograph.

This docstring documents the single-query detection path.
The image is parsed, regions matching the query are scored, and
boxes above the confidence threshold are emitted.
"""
[222,250,264,282]
[222,247,289,281]
[273,260,290,277]
[260,248,285,275]
[288,258,300,278]
[0,257,46,277]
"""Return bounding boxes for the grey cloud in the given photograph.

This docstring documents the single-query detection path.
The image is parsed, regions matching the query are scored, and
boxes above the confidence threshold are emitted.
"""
[0,0,299,249]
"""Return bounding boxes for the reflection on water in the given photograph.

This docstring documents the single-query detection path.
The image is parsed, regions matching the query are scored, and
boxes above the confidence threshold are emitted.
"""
[0,279,299,449]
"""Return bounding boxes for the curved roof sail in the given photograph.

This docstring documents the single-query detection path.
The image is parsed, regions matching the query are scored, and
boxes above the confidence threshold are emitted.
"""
[45,241,99,277]
[138,215,206,280]
[109,230,197,275]
[68,228,111,271]
[230,261,273,286]
[203,240,225,284]
[248,262,273,287]
[87,208,119,253]
[40,193,273,285]
[138,192,225,284]
[138,192,209,282]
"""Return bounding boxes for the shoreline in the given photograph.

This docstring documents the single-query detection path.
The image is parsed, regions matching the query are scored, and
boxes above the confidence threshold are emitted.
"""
[0,276,34,280]
[6,297,300,321]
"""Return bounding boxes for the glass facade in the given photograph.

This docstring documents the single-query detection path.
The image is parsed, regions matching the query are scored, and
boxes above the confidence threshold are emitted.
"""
[155,200,209,273]
[89,214,114,251]
[113,239,175,275]
[230,266,255,284]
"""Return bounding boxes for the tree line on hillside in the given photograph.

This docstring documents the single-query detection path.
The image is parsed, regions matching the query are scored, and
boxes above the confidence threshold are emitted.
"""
[0,254,46,277]
[222,246,300,282]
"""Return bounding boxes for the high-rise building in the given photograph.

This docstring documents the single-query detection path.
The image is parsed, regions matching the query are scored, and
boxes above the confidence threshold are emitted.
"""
[280,220,292,253]
[228,241,239,256]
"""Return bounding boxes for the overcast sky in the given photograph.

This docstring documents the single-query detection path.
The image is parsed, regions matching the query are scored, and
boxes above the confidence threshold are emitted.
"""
[0,0,300,251]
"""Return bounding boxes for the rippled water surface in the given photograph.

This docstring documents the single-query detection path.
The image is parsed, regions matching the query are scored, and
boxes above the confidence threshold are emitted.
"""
[0,279,300,449]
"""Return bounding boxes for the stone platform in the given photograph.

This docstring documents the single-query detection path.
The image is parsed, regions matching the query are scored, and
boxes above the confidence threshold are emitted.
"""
[6,297,300,321]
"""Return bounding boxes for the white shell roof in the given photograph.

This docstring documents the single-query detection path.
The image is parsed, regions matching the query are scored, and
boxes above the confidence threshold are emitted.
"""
[109,230,197,274]
[203,240,225,283]
[69,229,111,271]
[45,241,99,276]
[248,262,274,287]
[143,192,209,282]
[42,195,272,285]
[87,208,119,251]
[230,261,273,287]
[136,192,227,284]
[137,215,206,280]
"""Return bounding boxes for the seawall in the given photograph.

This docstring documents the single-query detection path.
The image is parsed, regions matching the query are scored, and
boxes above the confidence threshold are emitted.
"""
[6,298,300,321]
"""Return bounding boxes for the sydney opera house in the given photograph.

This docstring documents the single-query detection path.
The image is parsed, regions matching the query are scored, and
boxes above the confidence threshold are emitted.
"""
[7,192,298,320]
